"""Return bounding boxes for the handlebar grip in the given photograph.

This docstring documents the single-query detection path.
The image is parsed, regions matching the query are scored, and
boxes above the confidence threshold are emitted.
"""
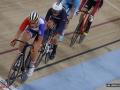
[13,39,34,49]
[13,39,28,45]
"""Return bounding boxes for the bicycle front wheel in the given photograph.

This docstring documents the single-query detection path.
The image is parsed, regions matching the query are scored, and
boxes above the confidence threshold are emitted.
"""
[7,54,23,86]
[70,21,83,47]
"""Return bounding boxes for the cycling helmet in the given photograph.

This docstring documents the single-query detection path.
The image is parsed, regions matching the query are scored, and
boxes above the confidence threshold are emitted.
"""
[52,2,62,14]
[28,12,39,23]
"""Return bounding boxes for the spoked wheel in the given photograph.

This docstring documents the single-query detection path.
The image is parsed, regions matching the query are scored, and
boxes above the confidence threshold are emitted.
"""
[45,52,50,64]
[79,34,86,44]
[35,48,45,68]
[7,54,23,86]
[70,21,83,47]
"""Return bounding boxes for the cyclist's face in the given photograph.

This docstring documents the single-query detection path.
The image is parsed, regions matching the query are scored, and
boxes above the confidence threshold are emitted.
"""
[30,22,38,27]
[52,9,60,16]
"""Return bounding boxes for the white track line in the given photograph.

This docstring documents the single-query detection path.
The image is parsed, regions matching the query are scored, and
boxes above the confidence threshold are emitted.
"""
[105,0,120,11]
[17,2,23,8]
[0,77,17,90]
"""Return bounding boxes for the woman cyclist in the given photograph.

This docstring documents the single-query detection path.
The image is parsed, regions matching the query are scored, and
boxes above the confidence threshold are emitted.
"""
[10,12,46,76]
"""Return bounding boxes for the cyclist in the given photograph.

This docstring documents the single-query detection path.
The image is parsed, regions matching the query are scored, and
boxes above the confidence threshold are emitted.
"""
[45,2,67,59]
[78,0,103,36]
[57,0,80,42]
[10,12,46,76]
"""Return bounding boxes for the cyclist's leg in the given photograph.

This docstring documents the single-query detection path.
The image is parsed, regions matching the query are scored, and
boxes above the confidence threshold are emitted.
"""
[50,33,60,60]
[47,20,55,29]
[50,23,60,59]
[59,3,80,41]
[58,21,68,42]
[79,0,93,21]
[62,0,69,10]
[79,0,95,36]
[84,0,103,34]
[58,3,70,42]
[22,29,38,76]
[18,28,33,52]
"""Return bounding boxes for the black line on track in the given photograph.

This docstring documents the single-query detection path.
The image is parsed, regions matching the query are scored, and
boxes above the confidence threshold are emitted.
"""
[35,39,120,72]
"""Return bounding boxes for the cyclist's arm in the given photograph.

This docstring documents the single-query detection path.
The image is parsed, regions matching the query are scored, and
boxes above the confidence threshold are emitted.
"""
[38,24,45,44]
[45,8,53,28]
[55,11,67,34]
[45,8,52,22]
[67,6,76,21]
[79,0,87,10]
[14,18,29,40]
[14,30,23,40]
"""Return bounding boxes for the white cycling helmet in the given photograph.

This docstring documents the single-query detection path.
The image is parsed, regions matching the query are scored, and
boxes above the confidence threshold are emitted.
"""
[28,12,39,23]
[52,2,62,14]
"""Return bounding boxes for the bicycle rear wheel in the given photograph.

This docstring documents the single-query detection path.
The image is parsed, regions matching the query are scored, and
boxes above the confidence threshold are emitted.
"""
[70,20,83,47]
[7,54,23,86]
[35,48,45,68]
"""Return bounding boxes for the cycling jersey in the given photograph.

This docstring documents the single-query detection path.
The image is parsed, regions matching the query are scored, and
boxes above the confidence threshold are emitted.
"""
[62,0,80,16]
[84,0,103,10]
[19,17,46,37]
[45,8,67,34]
[65,0,80,7]
[79,0,103,16]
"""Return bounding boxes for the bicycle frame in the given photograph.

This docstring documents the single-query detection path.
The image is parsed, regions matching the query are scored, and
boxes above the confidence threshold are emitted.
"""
[79,11,90,35]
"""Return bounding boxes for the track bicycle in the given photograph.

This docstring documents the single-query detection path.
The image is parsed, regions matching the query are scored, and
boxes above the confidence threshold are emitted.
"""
[70,10,91,47]
[35,28,55,67]
[7,39,34,86]
[70,0,101,47]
